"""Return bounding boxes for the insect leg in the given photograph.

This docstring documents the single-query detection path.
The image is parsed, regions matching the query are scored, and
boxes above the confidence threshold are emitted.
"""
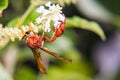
[44,33,57,42]
[40,47,72,63]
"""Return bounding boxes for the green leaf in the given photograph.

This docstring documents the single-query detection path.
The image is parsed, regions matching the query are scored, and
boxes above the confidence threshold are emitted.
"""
[66,16,106,40]
[7,16,20,27]
[0,0,8,17]
[14,66,37,80]
[47,67,92,80]
[7,9,39,27]
[0,0,8,10]
[22,9,40,25]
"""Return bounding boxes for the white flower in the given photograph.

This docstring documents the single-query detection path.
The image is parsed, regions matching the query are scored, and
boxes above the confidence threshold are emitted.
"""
[52,14,65,27]
[30,22,38,33]
[36,6,45,13]
[45,1,51,7]
[0,1,65,42]
[44,19,51,32]
[36,1,65,32]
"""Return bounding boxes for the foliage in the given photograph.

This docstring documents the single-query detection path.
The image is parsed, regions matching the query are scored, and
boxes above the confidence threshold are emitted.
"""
[0,0,107,80]
[66,16,106,40]
[0,0,8,11]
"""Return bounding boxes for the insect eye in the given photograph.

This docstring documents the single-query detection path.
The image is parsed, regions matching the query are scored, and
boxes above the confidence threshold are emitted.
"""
[26,31,30,34]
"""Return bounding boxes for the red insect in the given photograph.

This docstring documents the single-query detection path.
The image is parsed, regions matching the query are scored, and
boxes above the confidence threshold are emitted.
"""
[44,18,66,42]
[22,19,71,74]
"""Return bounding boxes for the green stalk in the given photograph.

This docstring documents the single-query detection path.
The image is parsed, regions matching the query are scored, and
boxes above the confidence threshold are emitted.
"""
[20,4,35,24]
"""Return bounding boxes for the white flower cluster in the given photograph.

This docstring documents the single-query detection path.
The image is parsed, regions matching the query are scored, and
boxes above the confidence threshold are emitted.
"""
[36,1,65,32]
[0,26,22,41]
[0,22,39,41]
[0,1,65,45]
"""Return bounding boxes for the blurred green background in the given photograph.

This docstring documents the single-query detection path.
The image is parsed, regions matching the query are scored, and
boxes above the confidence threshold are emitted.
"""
[0,0,120,80]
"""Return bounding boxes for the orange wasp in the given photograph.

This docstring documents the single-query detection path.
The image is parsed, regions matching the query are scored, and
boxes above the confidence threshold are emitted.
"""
[22,19,72,74]
[44,19,66,42]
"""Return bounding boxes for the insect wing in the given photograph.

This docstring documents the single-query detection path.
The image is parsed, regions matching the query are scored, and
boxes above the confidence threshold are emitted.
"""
[31,49,47,74]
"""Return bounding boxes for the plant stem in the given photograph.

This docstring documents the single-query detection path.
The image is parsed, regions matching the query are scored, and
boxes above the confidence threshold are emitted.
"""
[20,4,35,24]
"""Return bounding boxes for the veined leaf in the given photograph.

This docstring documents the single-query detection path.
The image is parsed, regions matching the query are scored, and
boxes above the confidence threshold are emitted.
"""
[66,16,106,40]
